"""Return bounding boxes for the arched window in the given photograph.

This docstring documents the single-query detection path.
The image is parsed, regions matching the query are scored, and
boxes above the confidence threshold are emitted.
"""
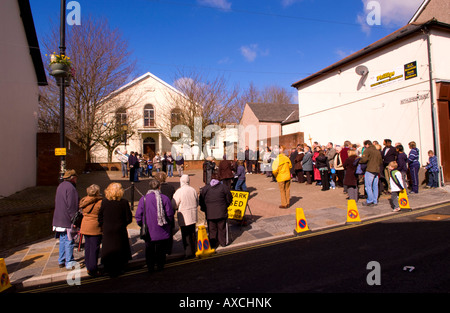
[143,104,155,127]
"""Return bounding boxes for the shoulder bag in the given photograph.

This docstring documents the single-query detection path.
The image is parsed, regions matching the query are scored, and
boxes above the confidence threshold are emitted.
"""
[71,202,95,228]
[140,196,151,240]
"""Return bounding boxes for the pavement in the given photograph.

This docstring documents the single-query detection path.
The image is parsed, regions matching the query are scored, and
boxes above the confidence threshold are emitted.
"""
[2,168,450,292]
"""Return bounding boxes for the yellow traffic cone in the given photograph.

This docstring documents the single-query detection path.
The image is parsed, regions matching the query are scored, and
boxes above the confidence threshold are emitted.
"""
[346,200,361,224]
[399,189,412,211]
[0,258,12,293]
[293,208,312,236]
[195,225,216,258]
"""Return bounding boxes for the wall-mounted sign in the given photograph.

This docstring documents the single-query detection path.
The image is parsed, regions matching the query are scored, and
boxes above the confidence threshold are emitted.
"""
[369,61,417,90]
[404,61,418,80]
[369,66,404,89]
[55,148,67,156]
[400,93,429,105]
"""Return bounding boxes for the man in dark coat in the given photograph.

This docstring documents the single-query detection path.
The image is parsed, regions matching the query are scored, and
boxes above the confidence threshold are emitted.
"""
[218,155,234,190]
[199,173,233,248]
[52,169,79,269]
[128,152,138,182]
[202,157,216,185]
[244,146,253,174]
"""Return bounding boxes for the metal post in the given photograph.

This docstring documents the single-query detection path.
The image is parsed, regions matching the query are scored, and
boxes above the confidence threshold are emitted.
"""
[130,182,135,211]
[59,0,67,181]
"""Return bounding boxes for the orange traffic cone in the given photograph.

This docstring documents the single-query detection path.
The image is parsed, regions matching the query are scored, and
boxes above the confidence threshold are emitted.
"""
[293,208,312,236]
[346,200,362,224]
[399,189,412,211]
[0,258,12,293]
[195,225,216,258]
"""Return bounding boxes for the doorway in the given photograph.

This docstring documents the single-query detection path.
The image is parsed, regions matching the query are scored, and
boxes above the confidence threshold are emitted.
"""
[143,137,156,160]
[437,82,450,182]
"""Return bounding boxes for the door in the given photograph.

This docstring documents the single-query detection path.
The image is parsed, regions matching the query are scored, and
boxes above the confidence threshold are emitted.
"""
[143,137,156,160]
[437,82,450,182]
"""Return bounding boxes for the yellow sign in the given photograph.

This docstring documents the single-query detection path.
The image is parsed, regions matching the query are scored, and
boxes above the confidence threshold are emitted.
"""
[293,208,311,236]
[0,258,12,292]
[55,148,67,156]
[346,200,361,224]
[227,191,249,221]
[369,66,404,89]
[404,61,417,80]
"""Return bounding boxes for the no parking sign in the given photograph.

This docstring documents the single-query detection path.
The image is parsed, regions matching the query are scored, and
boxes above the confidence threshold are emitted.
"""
[228,191,249,220]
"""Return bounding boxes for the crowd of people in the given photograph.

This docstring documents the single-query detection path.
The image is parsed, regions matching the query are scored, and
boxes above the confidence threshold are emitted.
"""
[206,139,439,211]
[117,149,185,182]
[52,168,201,277]
[52,139,439,277]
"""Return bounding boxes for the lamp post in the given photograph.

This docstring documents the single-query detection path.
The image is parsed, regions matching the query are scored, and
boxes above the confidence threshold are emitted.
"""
[58,0,67,182]
[122,123,128,150]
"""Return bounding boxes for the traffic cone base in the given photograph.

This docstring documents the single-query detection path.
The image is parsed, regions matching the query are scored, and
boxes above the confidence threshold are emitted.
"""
[195,225,216,258]
[346,200,362,224]
[399,189,412,211]
[293,208,312,236]
[0,258,12,293]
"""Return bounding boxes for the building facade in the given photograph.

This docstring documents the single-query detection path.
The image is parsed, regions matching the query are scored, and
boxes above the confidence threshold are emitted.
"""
[0,0,47,197]
[90,72,183,162]
[91,72,240,162]
[239,102,300,149]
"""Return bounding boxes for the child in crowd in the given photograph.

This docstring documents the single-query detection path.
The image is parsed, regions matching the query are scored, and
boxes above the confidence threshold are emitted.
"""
[388,161,404,212]
[395,145,408,193]
[425,150,439,188]
[235,160,248,191]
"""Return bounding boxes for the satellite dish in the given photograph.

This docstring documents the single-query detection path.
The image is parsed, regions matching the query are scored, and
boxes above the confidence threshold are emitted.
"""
[355,65,369,76]
[355,65,369,90]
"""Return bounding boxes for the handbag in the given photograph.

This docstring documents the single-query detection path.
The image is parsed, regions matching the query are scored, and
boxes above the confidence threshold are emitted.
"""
[71,210,83,228]
[71,202,95,228]
[140,197,151,240]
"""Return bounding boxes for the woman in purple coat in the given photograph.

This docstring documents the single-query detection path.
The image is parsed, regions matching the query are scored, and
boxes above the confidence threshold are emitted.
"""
[136,179,174,272]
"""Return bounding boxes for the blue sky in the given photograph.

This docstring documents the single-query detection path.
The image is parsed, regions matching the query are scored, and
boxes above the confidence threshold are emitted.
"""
[30,0,424,98]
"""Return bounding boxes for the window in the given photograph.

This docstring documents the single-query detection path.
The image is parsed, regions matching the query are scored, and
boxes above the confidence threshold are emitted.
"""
[144,104,155,127]
[115,107,127,127]
[115,107,127,144]
[171,108,182,128]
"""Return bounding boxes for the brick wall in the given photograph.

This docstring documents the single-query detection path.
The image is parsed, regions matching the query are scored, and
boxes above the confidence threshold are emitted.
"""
[266,132,304,150]
[36,133,86,186]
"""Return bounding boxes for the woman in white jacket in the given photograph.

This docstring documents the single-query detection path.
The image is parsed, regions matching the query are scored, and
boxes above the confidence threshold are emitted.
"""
[173,175,198,258]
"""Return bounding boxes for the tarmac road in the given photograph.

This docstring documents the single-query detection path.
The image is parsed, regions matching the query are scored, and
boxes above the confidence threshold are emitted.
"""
[23,203,450,297]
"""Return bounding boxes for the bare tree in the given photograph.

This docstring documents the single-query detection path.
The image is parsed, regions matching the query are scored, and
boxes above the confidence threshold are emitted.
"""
[95,89,143,162]
[239,82,293,105]
[37,90,59,132]
[39,16,137,162]
[163,70,241,156]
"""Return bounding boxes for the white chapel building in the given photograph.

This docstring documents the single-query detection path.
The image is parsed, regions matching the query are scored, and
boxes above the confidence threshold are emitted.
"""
[91,72,239,162]
[90,72,183,162]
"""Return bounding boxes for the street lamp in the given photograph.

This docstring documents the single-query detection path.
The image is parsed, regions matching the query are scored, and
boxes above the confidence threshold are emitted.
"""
[58,0,67,182]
